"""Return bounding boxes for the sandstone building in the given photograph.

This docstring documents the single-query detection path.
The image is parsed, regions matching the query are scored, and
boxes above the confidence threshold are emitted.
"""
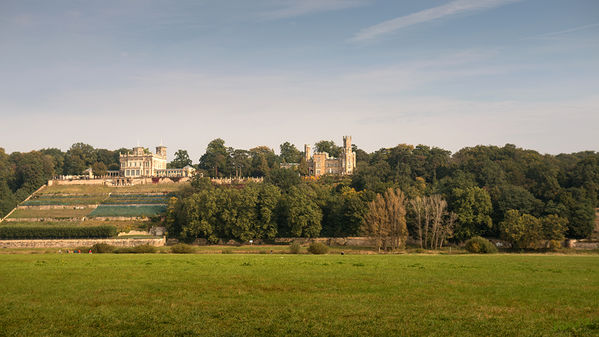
[304,136,357,177]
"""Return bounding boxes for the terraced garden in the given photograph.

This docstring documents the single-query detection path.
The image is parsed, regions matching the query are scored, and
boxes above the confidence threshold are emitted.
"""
[1,183,185,236]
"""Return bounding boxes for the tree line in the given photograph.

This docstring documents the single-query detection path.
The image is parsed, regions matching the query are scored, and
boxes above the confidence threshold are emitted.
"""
[1,140,598,246]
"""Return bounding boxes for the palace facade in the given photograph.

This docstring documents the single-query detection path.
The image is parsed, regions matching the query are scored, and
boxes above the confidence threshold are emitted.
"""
[118,145,195,178]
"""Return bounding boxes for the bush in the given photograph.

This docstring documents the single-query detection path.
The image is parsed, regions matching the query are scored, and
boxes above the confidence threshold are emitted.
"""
[547,239,562,251]
[307,242,329,254]
[464,236,498,254]
[0,226,117,239]
[170,243,195,254]
[90,243,116,253]
[221,249,233,254]
[289,241,302,254]
[113,244,157,254]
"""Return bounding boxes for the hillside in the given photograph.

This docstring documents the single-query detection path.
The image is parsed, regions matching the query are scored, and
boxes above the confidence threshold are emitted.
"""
[1,182,189,235]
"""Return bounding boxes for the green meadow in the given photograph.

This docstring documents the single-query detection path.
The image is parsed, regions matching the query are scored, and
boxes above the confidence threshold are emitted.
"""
[0,254,597,336]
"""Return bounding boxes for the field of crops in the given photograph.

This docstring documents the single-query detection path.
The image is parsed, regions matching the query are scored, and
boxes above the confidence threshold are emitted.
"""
[22,195,107,206]
[7,208,94,219]
[0,254,597,336]
[102,194,171,205]
[89,205,167,217]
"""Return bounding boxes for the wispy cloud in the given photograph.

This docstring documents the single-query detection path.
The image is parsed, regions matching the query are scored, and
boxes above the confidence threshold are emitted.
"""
[259,0,369,20]
[529,22,599,39]
[351,0,521,42]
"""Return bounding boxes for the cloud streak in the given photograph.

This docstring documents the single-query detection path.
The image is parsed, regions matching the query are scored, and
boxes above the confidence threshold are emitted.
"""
[351,0,521,42]
[534,22,599,38]
[259,0,369,20]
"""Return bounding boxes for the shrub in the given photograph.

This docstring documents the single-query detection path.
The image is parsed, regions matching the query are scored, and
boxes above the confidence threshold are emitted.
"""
[170,243,195,254]
[0,226,117,239]
[221,249,233,254]
[113,244,157,254]
[289,241,301,254]
[90,243,116,253]
[131,244,157,253]
[464,236,497,254]
[307,242,329,254]
[547,240,562,251]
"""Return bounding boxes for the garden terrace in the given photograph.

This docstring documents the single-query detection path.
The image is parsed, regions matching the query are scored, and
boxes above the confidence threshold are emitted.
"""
[101,194,171,205]
[89,205,167,218]
[21,195,108,206]
[7,208,94,219]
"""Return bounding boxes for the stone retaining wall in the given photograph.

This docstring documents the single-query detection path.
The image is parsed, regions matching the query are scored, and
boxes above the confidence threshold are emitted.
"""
[49,179,111,185]
[4,217,83,222]
[92,216,150,221]
[567,239,599,249]
[0,237,165,248]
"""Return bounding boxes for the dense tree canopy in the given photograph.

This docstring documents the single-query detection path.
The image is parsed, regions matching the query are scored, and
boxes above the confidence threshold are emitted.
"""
[169,149,193,169]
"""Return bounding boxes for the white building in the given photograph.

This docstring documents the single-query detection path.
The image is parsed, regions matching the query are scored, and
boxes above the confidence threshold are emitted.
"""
[119,145,168,177]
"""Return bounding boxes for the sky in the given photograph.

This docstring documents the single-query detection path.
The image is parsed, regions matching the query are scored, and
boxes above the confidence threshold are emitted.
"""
[1,0,598,162]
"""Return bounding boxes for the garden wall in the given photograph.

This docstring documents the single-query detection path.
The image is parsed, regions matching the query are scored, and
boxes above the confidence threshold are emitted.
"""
[0,237,166,249]
[567,239,599,249]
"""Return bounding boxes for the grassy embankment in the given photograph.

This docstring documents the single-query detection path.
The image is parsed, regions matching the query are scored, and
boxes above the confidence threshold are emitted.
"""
[0,254,597,336]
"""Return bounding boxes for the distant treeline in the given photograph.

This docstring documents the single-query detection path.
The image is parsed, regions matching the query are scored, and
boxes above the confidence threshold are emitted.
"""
[1,141,598,243]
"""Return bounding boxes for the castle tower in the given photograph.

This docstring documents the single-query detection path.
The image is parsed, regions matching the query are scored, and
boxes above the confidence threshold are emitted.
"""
[343,136,351,151]
[341,136,356,175]
[304,144,311,161]
[156,145,167,158]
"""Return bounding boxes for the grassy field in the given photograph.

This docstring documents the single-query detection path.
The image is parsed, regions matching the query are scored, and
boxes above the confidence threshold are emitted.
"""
[0,254,597,336]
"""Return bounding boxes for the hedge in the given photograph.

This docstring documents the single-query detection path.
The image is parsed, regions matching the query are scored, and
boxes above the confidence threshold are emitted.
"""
[0,226,117,239]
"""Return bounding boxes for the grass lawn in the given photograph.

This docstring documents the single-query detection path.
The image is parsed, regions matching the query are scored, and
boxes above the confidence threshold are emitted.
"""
[0,254,597,336]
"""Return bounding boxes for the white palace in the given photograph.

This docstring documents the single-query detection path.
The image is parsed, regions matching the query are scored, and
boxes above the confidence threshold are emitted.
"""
[115,145,195,178]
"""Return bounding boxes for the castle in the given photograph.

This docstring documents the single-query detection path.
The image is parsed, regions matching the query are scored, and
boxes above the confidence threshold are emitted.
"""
[304,136,357,177]
[118,145,195,178]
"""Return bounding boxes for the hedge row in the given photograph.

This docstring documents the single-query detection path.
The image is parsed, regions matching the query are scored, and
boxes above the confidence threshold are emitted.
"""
[0,226,117,239]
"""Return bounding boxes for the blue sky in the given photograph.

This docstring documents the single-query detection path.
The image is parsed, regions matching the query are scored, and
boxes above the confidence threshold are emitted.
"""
[1,0,598,161]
